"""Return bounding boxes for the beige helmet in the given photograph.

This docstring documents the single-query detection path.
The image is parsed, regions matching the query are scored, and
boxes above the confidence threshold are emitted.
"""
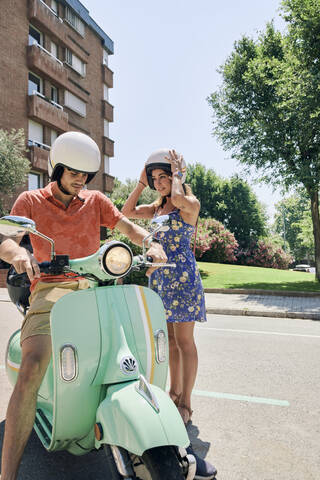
[48,132,101,184]
[145,149,187,190]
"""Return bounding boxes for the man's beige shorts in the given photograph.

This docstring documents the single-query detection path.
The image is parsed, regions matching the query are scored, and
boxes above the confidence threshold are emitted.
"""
[21,279,89,344]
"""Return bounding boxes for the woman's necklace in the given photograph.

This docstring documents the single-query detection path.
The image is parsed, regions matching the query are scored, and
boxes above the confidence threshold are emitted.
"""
[158,197,175,216]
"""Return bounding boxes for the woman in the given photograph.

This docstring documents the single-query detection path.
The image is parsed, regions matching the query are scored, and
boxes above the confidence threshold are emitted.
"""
[122,149,207,425]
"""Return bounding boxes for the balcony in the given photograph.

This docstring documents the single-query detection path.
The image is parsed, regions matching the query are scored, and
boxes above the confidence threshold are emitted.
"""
[28,142,50,172]
[27,44,68,88]
[28,0,87,63]
[103,136,114,157]
[102,100,114,123]
[103,64,113,88]
[28,93,68,132]
[28,0,65,42]
[103,173,115,193]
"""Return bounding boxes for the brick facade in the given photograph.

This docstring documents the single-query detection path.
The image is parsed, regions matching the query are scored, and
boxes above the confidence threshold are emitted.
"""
[0,0,116,285]
[0,0,115,205]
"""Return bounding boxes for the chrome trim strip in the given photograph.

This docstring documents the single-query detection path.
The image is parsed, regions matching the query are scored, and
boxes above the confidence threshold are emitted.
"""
[154,328,166,363]
[135,374,160,413]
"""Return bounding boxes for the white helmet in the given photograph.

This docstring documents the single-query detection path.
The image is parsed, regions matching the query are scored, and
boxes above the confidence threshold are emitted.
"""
[49,131,101,184]
[145,149,187,190]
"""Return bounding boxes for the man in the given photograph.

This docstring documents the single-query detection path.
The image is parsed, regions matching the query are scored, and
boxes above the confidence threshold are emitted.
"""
[0,132,167,480]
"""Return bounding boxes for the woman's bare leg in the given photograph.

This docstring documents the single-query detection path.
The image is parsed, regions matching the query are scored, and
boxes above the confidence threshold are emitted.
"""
[167,323,182,403]
[173,322,197,423]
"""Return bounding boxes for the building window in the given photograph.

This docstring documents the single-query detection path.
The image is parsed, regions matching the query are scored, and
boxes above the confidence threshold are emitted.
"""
[28,72,43,95]
[51,0,58,14]
[51,85,59,104]
[65,7,85,36]
[104,156,110,174]
[103,50,108,66]
[51,129,58,145]
[103,84,108,101]
[51,41,58,59]
[65,49,86,76]
[64,91,86,117]
[28,172,43,191]
[29,25,42,46]
[28,120,44,146]
[104,119,109,138]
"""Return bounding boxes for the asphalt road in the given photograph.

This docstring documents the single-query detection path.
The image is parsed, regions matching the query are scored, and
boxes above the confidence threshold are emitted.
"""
[0,300,319,479]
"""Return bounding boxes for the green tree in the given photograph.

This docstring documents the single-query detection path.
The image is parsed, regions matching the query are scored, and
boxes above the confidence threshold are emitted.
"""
[296,210,314,256]
[109,178,158,211]
[274,192,314,261]
[208,0,320,279]
[0,129,30,216]
[185,163,225,219]
[186,165,267,247]
[221,175,267,247]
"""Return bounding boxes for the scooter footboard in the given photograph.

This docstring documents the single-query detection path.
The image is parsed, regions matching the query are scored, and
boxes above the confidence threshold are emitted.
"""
[95,379,189,456]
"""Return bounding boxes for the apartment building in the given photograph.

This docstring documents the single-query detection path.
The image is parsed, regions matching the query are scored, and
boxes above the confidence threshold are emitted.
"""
[0,0,115,212]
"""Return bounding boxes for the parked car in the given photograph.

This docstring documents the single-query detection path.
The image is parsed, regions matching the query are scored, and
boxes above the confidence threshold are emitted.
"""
[293,264,311,272]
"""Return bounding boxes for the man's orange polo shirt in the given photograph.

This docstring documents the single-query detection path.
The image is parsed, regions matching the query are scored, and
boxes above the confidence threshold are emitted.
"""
[11,182,124,288]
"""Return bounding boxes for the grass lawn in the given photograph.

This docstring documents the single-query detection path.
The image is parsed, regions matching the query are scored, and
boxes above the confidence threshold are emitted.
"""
[198,262,320,292]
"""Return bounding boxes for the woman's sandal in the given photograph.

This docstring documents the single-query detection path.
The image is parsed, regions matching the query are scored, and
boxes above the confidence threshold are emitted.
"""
[178,404,193,425]
[169,391,181,407]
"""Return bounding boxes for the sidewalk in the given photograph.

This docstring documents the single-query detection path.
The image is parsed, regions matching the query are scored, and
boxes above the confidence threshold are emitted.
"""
[0,288,9,302]
[2,287,320,320]
[204,289,320,320]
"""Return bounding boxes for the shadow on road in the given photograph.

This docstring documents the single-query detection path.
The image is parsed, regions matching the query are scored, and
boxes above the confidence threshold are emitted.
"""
[0,419,213,479]
[187,421,211,459]
[0,420,109,480]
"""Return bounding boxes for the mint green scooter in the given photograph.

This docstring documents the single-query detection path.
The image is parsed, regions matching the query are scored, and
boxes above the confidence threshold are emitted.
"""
[0,215,196,480]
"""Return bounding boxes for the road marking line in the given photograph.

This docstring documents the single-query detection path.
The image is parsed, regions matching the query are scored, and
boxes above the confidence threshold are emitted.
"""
[197,326,320,339]
[193,389,290,406]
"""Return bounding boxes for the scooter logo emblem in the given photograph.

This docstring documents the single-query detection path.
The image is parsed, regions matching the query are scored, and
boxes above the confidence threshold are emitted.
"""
[120,356,138,375]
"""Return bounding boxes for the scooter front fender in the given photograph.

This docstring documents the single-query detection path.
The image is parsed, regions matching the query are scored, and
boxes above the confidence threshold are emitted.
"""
[95,379,189,456]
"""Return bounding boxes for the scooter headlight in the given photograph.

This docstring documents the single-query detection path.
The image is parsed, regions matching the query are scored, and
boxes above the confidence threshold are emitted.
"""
[99,241,133,277]
[155,329,167,363]
[60,344,77,382]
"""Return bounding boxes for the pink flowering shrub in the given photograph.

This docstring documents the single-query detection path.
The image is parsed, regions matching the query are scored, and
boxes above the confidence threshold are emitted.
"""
[192,218,238,263]
[236,240,293,270]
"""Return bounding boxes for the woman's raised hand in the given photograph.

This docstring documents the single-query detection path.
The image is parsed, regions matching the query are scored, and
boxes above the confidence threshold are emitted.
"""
[139,167,148,188]
[165,149,184,175]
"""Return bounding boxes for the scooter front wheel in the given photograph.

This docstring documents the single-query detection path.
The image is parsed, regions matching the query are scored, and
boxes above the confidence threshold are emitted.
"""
[141,446,185,480]
[104,444,185,479]
[103,445,124,479]
[104,445,139,479]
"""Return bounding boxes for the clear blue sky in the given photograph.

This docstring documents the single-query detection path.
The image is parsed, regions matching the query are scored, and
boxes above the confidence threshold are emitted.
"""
[81,0,286,220]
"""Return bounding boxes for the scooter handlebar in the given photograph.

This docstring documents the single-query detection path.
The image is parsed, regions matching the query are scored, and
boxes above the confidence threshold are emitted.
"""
[38,255,70,275]
[38,261,52,273]
[132,255,176,269]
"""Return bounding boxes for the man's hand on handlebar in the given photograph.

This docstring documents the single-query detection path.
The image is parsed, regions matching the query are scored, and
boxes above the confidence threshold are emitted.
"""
[0,237,41,282]
[12,250,40,282]
[145,242,167,277]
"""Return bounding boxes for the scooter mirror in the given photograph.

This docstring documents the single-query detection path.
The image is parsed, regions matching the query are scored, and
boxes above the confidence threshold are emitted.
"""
[0,215,56,260]
[0,216,37,237]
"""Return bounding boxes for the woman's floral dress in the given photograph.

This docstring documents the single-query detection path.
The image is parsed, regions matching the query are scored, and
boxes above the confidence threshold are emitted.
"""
[149,210,207,323]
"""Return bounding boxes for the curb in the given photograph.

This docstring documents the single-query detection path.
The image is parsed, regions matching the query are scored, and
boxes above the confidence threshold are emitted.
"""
[204,288,320,297]
[206,307,320,321]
